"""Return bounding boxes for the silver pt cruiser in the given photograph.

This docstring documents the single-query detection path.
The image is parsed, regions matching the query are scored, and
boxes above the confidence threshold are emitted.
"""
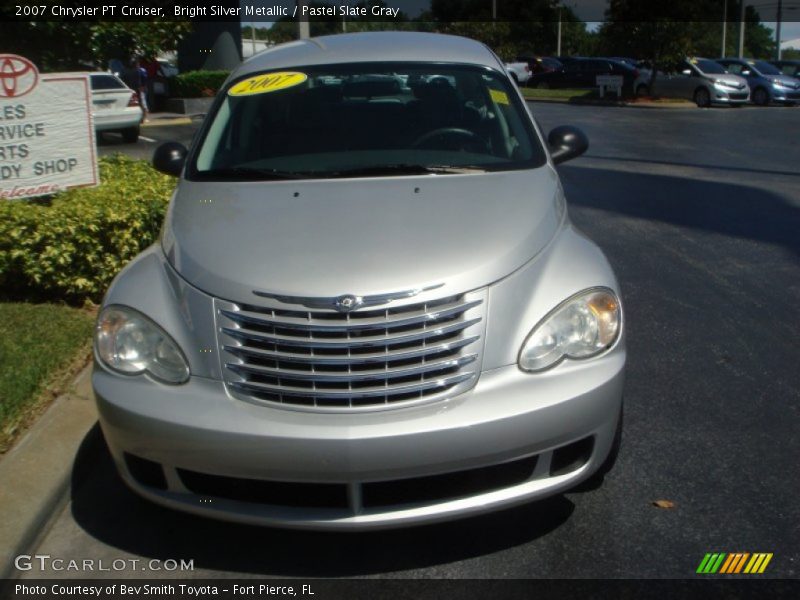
[94,32,625,530]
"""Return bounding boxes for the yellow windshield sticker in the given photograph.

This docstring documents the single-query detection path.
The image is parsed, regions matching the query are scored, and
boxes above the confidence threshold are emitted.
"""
[490,89,509,105]
[689,58,698,64]
[228,72,307,96]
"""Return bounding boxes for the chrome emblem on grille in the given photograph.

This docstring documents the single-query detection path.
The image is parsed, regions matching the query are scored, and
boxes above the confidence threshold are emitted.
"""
[252,283,444,310]
[334,294,362,312]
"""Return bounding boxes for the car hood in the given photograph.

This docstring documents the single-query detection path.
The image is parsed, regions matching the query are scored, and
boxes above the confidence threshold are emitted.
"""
[162,168,564,302]
[708,73,748,88]
[767,74,800,88]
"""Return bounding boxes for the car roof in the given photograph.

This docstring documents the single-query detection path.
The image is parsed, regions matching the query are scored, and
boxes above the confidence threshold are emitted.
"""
[233,32,503,78]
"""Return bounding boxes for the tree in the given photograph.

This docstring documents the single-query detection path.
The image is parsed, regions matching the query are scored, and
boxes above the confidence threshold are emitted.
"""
[91,22,193,64]
[600,0,777,78]
[3,20,191,71]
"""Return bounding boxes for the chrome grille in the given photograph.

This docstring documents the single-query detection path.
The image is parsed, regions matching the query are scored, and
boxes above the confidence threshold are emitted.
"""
[216,289,487,411]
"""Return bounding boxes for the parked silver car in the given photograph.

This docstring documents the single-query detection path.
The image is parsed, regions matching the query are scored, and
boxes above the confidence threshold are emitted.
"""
[93,32,625,530]
[635,57,749,107]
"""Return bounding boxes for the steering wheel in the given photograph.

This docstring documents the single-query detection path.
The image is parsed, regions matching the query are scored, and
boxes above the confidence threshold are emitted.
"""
[411,127,489,153]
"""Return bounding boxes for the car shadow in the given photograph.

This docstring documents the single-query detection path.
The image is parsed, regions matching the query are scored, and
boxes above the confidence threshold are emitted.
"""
[70,426,575,577]
[95,132,132,147]
[558,164,800,258]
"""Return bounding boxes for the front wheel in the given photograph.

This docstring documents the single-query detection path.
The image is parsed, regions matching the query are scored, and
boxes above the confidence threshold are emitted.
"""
[694,87,711,108]
[752,87,770,106]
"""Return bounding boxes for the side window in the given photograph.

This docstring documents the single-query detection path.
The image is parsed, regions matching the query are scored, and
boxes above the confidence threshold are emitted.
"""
[724,63,742,75]
[587,60,607,72]
[780,65,793,76]
[91,75,126,91]
[565,62,581,73]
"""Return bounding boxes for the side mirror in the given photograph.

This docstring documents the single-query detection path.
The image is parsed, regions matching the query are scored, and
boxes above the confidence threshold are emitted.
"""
[153,142,188,177]
[548,126,589,165]
[681,69,692,76]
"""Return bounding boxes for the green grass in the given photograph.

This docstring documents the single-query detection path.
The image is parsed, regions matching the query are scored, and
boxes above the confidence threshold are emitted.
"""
[0,302,94,451]
[521,87,594,100]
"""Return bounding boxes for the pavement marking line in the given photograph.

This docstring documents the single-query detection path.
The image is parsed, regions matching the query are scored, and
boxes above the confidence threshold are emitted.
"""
[140,136,157,143]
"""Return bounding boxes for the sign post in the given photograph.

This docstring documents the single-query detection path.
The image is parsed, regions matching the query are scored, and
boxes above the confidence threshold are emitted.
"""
[596,75,624,99]
[0,54,98,200]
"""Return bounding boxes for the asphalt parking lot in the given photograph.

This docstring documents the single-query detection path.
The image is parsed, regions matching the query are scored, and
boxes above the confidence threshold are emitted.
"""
[21,103,800,579]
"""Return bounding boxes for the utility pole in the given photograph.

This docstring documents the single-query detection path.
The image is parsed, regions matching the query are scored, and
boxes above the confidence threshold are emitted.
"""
[557,7,562,56]
[738,0,746,58]
[298,0,310,39]
[776,0,783,59]
[721,0,727,57]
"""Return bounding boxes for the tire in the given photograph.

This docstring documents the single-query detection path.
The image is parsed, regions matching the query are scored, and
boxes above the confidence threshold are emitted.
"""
[570,405,623,492]
[752,87,770,106]
[121,126,140,143]
[694,87,711,108]
[636,84,650,97]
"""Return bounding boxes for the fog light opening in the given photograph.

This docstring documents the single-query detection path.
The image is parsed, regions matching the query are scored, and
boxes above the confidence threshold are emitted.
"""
[550,437,594,477]
[125,453,168,490]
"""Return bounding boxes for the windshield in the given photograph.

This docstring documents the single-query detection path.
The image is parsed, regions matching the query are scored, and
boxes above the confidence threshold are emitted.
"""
[751,60,781,75]
[191,63,546,180]
[692,59,726,75]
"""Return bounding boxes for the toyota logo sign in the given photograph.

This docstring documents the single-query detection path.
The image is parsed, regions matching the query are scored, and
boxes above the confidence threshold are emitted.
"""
[0,55,39,99]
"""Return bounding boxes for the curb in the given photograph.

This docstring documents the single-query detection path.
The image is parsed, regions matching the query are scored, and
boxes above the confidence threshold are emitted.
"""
[524,97,695,109]
[0,365,97,579]
[141,113,204,128]
[142,118,192,127]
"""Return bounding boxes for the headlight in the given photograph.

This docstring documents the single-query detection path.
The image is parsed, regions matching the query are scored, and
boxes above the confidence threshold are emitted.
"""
[772,79,788,88]
[95,306,190,384]
[518,288,621,372]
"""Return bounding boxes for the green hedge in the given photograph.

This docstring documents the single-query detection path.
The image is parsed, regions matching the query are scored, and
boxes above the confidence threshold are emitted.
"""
[170,70,230,98]
[0,155,176,304]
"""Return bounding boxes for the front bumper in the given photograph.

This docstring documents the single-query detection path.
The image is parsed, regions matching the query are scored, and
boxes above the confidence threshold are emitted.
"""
[93,110,143,132]
[712,88,749,104]
[95,348,624,530]
[771,89,800,103]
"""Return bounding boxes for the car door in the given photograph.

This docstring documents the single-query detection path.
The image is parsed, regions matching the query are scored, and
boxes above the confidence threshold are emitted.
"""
[672,60,700,99]
[653,63,682,98]
[562,60,583,88]
[585,59,611,88]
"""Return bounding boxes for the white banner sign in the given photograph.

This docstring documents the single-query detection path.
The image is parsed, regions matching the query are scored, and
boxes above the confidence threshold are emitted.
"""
[0,54,99,200]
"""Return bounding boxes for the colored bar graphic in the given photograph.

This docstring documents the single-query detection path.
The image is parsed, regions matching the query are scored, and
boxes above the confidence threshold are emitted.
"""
[702,552,774,575]
[734,553,750,573]
[719,554,736,574]
[710,553,726,573]
[758,553,773,573]
[697,554,713,574]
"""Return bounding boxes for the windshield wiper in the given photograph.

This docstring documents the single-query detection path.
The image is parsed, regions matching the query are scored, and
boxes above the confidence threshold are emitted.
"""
[199,167,311,180]
[329,164,487,177]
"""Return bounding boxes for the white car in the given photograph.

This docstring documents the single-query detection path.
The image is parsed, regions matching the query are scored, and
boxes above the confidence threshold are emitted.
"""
[89,72,144,143]
[505,61,531,85]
